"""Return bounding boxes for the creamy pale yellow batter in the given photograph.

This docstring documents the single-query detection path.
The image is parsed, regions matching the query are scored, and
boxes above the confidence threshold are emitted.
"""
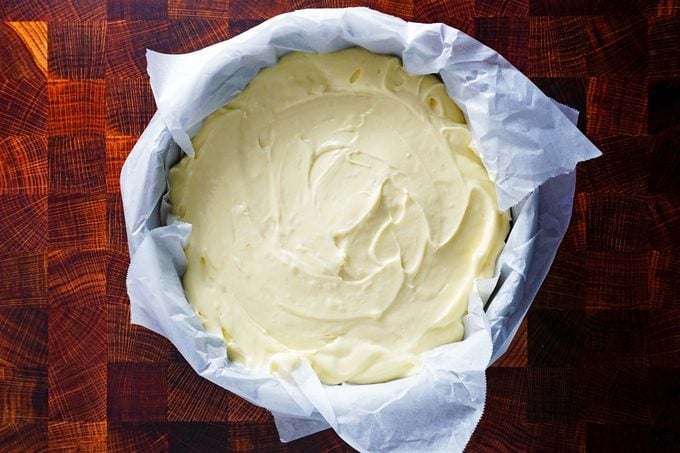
[168,48,510,385]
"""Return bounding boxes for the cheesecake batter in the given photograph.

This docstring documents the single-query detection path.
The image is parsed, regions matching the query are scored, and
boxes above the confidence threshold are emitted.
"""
[168,48,510,385]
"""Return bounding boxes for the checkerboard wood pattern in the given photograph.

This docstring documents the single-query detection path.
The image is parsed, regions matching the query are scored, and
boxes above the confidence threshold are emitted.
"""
[1,0,678,451]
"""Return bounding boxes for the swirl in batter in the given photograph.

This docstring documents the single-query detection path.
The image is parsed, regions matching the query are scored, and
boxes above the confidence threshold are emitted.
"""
[169,48,510,384]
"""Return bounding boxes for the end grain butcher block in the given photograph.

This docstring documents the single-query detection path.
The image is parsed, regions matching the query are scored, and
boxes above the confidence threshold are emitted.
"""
[1,0,679,451]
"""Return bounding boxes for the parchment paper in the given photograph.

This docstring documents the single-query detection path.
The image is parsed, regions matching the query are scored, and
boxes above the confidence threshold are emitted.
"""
[121,7,600,452]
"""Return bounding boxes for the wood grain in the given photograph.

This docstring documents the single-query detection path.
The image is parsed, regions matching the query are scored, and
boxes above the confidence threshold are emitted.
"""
[107,363,168,423]
[107,301,171,362]
[6,22,47,76]
[47,80,105,135]
[0,195,47,252]
[0,1,678,451]
[0,253,47,308]
[106,78,156,136]
[105,20,169,78]
[167,362,231,422]
[0,367,48,423]
[491,319,527,367]
[105,136,136,193]
[0,136,48,195]
[48,21,106,79]
[48,194,107,250]
[48,135,106,194]
[47,422,107,450]
[529,17,587,77]
[0,308,48,367]
[0,79,46,135]
[106,249,129,301]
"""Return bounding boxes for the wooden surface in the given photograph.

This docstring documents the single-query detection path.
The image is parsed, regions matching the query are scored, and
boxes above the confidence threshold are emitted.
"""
[0,0,678,451]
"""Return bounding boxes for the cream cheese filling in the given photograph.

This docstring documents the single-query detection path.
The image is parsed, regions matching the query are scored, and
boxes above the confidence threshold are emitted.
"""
[168,48,510,385]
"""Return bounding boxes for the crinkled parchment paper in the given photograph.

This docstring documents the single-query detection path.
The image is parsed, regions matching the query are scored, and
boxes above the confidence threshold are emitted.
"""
[121,7,600,452]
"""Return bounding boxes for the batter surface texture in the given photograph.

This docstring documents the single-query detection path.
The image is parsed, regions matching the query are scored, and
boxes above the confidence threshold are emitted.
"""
[169,48,510,384]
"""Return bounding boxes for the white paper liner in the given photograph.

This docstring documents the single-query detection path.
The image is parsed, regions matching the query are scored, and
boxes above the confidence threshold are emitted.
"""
[121,7,600,452]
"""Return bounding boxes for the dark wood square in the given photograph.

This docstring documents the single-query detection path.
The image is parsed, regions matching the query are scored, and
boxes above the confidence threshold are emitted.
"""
[586,77,648,137]
[47,80,105,136]
[648,16,680,80]
[586,193,650,252]
[0,252,47,308]
[648,194,680,250]
[168,19,231,54]
[578,137,649,194]
[528,310,585,367]
[48,21,106,79]
[649,309,680,367]
[585,366,652,424]
[48,302,107,421]
[528,368,584,422]
[107,0,169,20]
[529,17,587,77]
[648,127,680,193]
[107,302,171,362]
[533,249,586,310]
[0,136,48,195]
[170,422,231,451]
[106,20,169,78]
[0,79,46,135]
[585,309,649,366]
[648,250,680,309]
[0,195,47,252]
[648,80,680,135]
[168,362,231,422]
[476,17,528,73]
[649,367,680,428]
[585,16,648,77]
[586,423,678,452]
[48,135,106,194]
[107,362,168,423]
[47,194,107,250]
[0,367,48,423]
[0,308,48,367]
[106,78,156,136]
[586,251,648,309]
